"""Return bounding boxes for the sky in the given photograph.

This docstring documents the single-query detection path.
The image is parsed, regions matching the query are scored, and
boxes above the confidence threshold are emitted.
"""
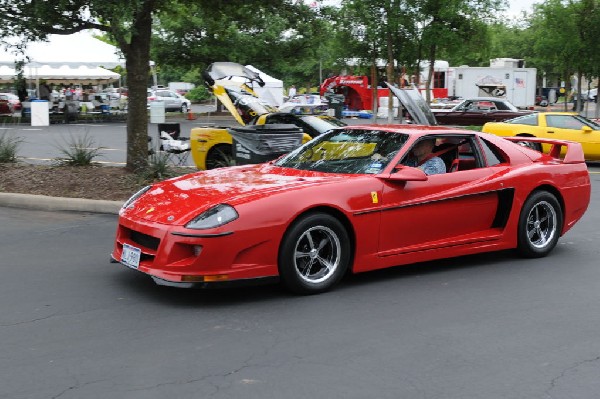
[506,0,539,17]
[317,0,540,18]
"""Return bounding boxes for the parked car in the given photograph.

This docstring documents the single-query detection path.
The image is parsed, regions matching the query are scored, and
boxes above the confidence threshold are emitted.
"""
[580,88,597,102]
[112,124,590,294]
[432,97,534,126]
[0,93,22,114]
[147,89,191,112]
[190,62,346,170]
[279,94,329,114]
[482,112,600,160]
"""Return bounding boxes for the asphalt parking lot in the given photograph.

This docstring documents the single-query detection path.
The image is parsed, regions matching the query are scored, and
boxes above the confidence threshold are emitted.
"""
[2,107,600,398]
[1,174,600,399]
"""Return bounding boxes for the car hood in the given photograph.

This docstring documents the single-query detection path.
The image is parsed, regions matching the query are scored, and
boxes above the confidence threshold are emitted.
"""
[123,164,345,225]
[386,83,438,126]
[203,62,277,125]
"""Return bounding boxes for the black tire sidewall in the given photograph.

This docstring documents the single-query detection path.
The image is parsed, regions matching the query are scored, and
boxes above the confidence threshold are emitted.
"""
[278,213,350,294]
[517,191,563,258]
[206,144,232,169]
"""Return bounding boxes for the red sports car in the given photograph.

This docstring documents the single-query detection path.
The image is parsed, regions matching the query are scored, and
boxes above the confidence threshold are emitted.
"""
[112,126,590,294]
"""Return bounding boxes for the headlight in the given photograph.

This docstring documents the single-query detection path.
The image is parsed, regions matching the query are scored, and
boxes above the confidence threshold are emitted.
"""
[122,185,151,209]
[185,204,238,230]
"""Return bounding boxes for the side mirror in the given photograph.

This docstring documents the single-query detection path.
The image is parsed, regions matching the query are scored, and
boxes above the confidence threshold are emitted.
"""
[582,126,593,134]
[377,165,428,182]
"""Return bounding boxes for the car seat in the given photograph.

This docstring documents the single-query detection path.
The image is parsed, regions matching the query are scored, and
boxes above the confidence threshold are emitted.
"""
[432,143,459,172]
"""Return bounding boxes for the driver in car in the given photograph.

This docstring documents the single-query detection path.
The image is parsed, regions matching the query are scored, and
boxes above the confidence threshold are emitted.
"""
[402,138,446,175]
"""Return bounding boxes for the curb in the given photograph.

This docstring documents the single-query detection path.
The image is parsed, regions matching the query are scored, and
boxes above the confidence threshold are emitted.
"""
[0,193,123,214]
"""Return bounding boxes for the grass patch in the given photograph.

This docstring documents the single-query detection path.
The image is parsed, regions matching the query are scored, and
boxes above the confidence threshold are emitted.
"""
[54,133,105,166]
[0,133,24,163]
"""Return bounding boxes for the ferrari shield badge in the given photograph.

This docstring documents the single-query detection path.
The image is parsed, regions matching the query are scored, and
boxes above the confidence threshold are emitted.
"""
[371,191,379,204]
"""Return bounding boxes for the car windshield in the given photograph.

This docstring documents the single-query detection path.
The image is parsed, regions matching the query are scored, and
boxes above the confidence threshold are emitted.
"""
[576,115,600,130]
[274,128,409,174]
[300,115,347,134]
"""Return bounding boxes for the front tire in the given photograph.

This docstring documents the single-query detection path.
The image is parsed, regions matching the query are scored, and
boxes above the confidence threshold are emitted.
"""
[181,103,188,113]
[517,191,562,258]
[205,144,234,169]
[279,213,350,294]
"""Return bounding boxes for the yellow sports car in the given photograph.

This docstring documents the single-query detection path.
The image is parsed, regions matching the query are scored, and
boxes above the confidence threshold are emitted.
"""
[482,112,600,161]
[190,62,345,170]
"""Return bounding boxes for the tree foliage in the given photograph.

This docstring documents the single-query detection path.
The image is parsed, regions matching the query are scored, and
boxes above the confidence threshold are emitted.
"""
[0,0,164,171]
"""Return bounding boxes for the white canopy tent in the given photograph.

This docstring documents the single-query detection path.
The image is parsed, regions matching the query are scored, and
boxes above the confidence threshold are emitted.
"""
[0,64,120,84]
[0,31,124,86]
[0,31,125,68]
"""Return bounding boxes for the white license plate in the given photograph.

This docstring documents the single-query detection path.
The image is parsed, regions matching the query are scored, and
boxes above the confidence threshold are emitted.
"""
[121,244,141,269]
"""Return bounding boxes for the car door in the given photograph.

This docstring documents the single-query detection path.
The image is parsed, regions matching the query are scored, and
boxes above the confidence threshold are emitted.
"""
[542,114,600,159]
[446,100,485,125]
[377,135,510,256]
[156,90,174,110]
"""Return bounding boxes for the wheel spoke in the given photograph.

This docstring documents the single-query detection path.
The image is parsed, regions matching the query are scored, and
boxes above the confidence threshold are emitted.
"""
[536,226,544,241]
[302,260,315,277]
[315,255,333,274]
[290,223,344,287]
[305,231,316,250]
[295,250,311,258]
[316,237,328,251]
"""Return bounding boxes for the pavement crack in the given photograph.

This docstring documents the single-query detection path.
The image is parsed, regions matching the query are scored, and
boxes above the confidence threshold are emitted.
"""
[0,312,60,327]
[51,379,109,399]
[545,354,600,398]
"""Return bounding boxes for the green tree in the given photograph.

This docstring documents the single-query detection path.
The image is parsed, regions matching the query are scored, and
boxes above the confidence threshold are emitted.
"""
[0,0,162,171]
[527,0,600,110]
[414,0,501,102]
[151,1,333,91]
[0,0,290,171]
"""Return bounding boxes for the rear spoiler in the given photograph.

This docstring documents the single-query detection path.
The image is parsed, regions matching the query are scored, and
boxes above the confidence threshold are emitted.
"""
[504,137,585,164]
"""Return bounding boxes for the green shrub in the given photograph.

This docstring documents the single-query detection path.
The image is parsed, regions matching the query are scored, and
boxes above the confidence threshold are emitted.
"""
[0,133,23,163]
[185,85,212,103]
[54,134,105,166]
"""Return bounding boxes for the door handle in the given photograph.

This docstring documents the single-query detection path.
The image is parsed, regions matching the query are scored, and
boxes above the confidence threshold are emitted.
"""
[547,130,554,134]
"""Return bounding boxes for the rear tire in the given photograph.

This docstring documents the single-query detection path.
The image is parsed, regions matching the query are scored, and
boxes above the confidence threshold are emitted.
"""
[278,213,350,294]
[517,191,562,258]
[181,103,188,113]
[205,144,234,169]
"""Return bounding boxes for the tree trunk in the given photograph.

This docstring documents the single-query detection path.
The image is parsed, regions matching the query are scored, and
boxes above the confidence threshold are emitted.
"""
[576,70,583,113]
[124,10,153,172]
[386,26,395,124]
[371,60,378,113]
[426,44,436,104]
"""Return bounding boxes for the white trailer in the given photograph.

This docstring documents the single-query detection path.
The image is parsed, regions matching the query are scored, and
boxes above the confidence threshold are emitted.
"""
[448,66,537,108]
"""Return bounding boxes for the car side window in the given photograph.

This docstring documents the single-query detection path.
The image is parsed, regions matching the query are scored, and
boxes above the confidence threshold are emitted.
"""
[403,135,484,174]
[479,138,507,166]
[494,101,510,110]
[509,114,538,125]
[474,101,494,111]
[460,101,474,111]
[546,115,583,129]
